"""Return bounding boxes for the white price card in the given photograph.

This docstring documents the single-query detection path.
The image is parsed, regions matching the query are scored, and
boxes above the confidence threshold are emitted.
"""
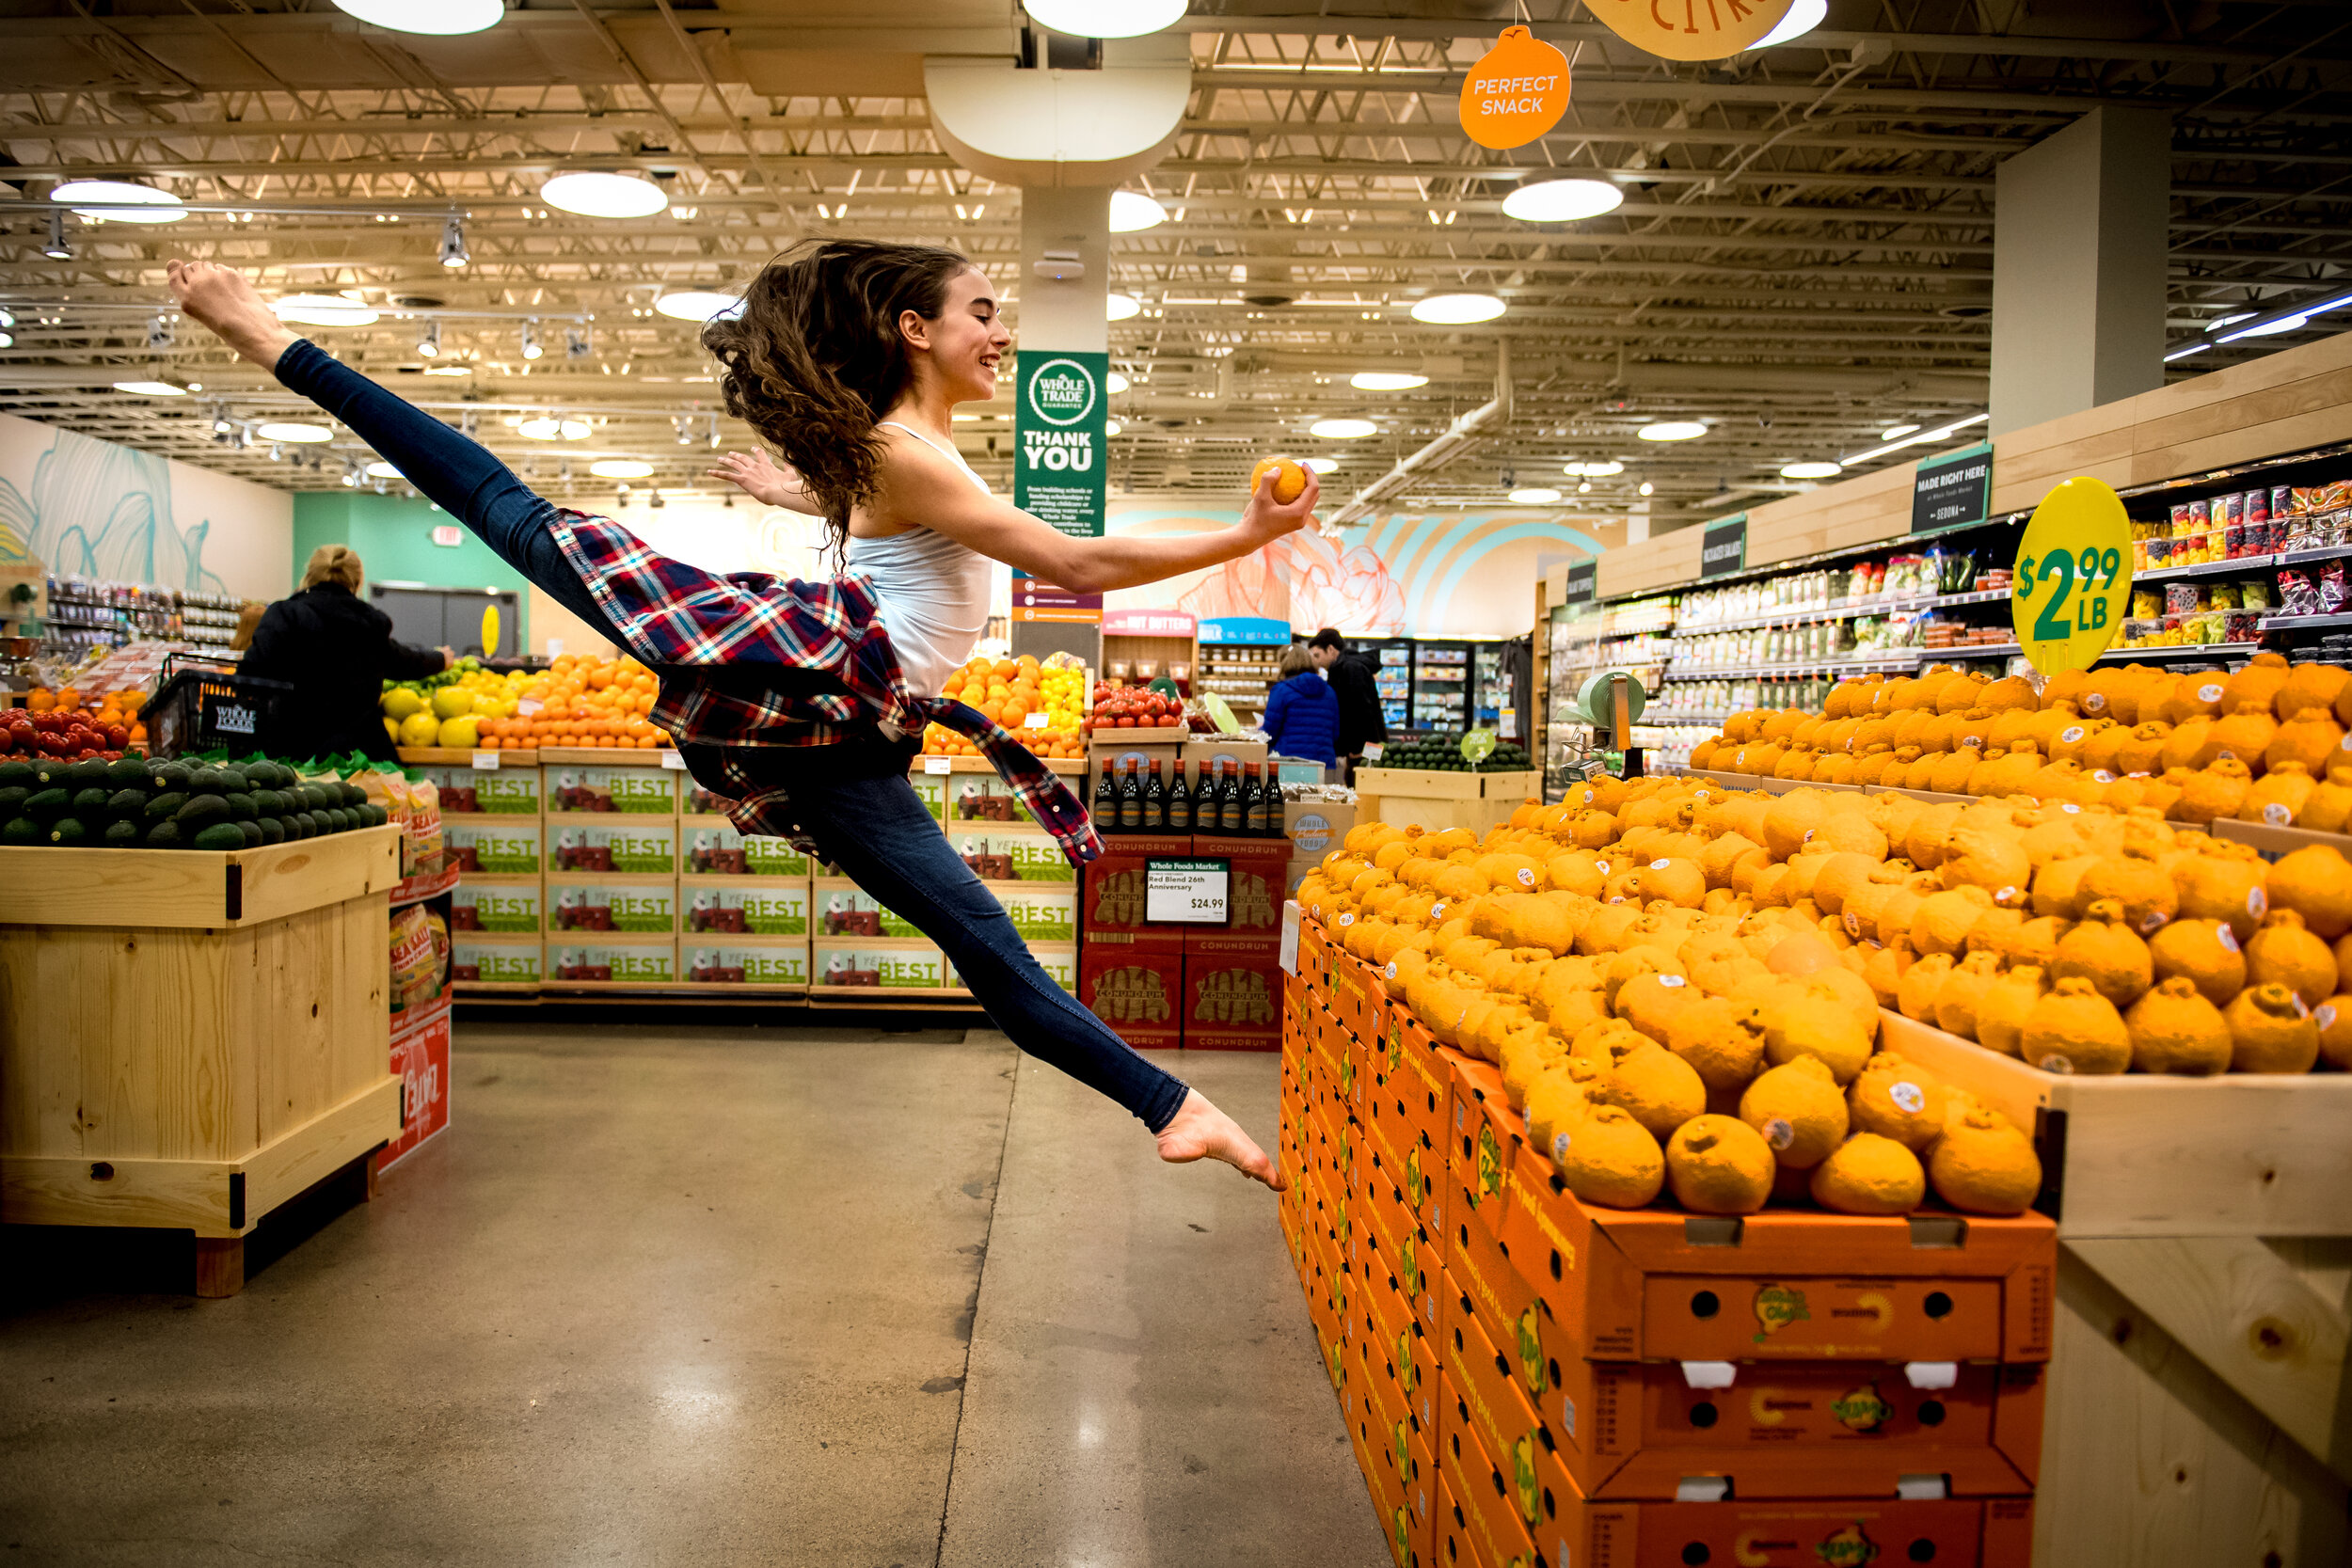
[660,751,687,770]
[1361,742,1385,762]
[1146,857,1230,925]
[469,750,500,770]
[1022,711,1050,728]
[1280,900,1301,974]
[923,756,954,775]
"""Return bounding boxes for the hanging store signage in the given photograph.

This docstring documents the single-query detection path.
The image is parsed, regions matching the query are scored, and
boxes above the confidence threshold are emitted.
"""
[1011,569,1104,626]
[1912,441,1994,535]
[1588,0,1798,61]
[1459,26,1573,150]
[1014,350,1107,539]
[2011,477,2131,676]
[1559,558,1598,607]
[1197,615,1293,646]
[1698,513,1748,580]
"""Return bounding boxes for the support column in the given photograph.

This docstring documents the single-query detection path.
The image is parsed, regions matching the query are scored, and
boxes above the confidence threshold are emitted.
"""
[1009,185,1109,668]
[1990,106,2172,436]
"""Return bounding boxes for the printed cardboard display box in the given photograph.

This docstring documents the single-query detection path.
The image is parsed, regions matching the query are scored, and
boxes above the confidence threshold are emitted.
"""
[1183,950,1283,1051]
[545,935,677,986]
[548,818,676,875]
[812,878,921,940]
[449,876,542,934]
[1182,736,1269,776]
[681,877,809,936]
[1081,831,1190,952]
[445,816,542,876]
[546,763,678,816]
[1282,798,1356,860]
[682,818,811,878]
[682,938,809,989]
[952,942,1076,994]
[943,771,1034,825]
[908,769,947,821]
[417,762,540,816]
[810,939,948,991]
[547,876,676,934]
[1186,832,1289,955]
[1079,945,1184,1050]
[947,824,1071,882]
[453,932,543,986]
[992,881,1075,942]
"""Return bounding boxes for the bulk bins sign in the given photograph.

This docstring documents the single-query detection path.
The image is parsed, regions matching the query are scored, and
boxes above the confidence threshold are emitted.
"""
[1014,350,1107,539]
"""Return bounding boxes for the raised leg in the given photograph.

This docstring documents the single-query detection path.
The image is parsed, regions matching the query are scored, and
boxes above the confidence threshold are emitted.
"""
[194,1235,245,1298]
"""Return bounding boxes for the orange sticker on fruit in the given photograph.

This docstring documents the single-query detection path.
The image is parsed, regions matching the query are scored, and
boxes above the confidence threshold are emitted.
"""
[1458,26,1571,149]
[1587,0,1800,62]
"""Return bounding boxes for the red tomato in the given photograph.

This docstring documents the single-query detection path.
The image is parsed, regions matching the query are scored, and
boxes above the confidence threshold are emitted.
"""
[103,723,127,748]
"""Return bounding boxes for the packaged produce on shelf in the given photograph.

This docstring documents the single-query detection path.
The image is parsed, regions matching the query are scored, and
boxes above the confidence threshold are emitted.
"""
[381,652,672,751]
[389,901,451,1012]
[0,752,386,849]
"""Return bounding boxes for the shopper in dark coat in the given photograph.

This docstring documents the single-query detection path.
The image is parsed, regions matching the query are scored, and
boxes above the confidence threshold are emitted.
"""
[1309,627,1387,761]
[1262,643,1341,770]
[242,545,448,762]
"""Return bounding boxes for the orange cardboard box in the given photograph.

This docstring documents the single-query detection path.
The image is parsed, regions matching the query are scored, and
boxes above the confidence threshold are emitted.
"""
[1500,1140,2058,1365]
[1296,912,1332,990]
[1359,1347,1438,1568]
[1445,1052,1522,1244]
[1440,1302,1576,1545]
[1361,1105,1443,1243]
[1436,1371,1542,1566]
[1367,1026,1449,1214]
[1323,945,1388,1043]
[1357,1165,1443,1337]
[1361,1251,1443,1441]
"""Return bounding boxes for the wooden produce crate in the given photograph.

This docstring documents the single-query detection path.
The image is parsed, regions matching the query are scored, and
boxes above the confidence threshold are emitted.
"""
[1352,767,1542,836]
[395,746,539,767]
[0,826,405,1296]
[1691,768,1976,804]
[2208,817,2352,864]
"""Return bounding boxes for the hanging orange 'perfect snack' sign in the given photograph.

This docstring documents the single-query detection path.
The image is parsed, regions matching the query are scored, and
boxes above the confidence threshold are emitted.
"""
[1458,26,1572,150]
[1587,0,1799,62]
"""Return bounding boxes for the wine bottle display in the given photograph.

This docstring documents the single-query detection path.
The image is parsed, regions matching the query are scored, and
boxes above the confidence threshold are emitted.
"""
[1118,759,1143,832]
[1143,759,1167,832]
[1166,761,1192,832]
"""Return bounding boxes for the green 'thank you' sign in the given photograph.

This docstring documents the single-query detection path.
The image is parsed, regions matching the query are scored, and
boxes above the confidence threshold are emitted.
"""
[1014,349,1107,539]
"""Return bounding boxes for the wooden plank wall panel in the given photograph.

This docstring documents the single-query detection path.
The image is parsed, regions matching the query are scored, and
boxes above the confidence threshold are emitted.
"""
[1595,528,1700,598]
[1748,464,1914,565]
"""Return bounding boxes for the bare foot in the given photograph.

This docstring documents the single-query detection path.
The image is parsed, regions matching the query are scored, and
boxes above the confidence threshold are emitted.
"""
[1156,1089,1287,1193]
[166,258,298,371]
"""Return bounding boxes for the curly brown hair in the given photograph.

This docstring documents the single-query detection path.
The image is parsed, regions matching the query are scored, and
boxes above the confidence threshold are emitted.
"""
[702,239,977,560]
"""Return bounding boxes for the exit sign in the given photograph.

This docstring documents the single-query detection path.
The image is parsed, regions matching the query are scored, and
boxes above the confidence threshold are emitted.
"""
[430,525,463,547]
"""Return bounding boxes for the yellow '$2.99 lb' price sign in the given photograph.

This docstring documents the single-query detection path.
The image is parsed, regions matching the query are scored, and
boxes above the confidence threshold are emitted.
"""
[2011,477,2133,675]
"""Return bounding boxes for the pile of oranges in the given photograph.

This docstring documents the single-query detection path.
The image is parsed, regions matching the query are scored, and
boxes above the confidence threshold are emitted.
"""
[17,687,149,750]
[477,654,673,750]
[925,655,1089,758]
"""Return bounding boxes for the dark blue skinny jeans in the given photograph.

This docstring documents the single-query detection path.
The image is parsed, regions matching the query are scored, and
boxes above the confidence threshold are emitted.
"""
[275,339,1190,1132]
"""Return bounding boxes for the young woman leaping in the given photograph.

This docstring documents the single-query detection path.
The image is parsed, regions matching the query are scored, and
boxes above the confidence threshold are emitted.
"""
[167,242,1316,1191]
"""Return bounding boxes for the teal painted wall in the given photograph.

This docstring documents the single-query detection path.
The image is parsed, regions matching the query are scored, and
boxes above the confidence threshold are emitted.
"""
[292,492,529,641]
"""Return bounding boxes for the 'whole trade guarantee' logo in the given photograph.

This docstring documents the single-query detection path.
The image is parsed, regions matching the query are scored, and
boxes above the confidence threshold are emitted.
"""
[1025,357,1097,426]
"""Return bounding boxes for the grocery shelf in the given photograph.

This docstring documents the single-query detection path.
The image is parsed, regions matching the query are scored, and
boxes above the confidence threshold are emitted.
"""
[2277,543,2352,566]
[2134,554,2280,582]
[2258,612,2352,631]
[2104,641,2261,661]
[1922,642,2023,661]
[1661,654,1921,681]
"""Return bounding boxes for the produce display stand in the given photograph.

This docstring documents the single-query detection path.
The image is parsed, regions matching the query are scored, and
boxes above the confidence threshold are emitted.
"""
[1876,1012,2352,1565]
[1349,766,1541,835]
[0,826,405,1297]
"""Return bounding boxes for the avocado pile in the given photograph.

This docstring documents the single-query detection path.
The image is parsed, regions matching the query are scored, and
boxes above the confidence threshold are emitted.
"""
[0,755,388,851]
[1379,733,1533,772]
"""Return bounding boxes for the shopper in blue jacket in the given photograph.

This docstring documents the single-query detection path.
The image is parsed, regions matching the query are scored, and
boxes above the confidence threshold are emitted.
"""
[1262,643,1341,771]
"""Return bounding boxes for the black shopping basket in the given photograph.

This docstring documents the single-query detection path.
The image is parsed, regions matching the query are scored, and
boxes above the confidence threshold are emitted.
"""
[146,651,295,758]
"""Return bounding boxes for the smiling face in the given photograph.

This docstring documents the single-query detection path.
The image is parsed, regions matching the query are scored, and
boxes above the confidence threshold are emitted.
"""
[900,267,1009,405]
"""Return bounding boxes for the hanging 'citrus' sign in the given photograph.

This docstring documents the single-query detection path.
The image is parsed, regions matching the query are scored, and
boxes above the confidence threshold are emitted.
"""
[2011,477,2133,676]
[1587,0,1799,62]
[1458,27,1572,150]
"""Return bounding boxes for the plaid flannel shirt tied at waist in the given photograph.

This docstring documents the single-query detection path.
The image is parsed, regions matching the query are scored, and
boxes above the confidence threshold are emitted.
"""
[547,509,1102,866]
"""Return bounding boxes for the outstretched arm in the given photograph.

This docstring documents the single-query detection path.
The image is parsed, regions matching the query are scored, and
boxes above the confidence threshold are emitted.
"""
[869,430,1316,594]
[707,450,823,515]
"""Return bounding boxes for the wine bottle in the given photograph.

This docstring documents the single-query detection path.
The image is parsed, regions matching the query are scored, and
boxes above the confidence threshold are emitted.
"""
[1093,757,1119,833]
[1217,760,1243,834]
[1118,758,1143,832]
[1143,759,1167,832]
[1166,760,1193,832]
[1244,762,1272,836]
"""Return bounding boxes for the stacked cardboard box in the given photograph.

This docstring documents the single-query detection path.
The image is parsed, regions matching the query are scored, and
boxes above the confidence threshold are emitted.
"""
[1078,830,1290,1051]
[435,753,547,990]
[1285,913,2050,1568]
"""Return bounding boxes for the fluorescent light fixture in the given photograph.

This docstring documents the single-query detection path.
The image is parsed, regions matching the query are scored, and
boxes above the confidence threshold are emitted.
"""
[2164,341,2212,363]
[423,364,471,376]
[1025,0,1186,38]
[654,290,742,322]
[1839,411,1988,466]
[330,0,502,33]
[1750,0,1827,48]
[1107,371,1131,393]
[1881,422,1920,440]
[1352,371,1428,390]
[1108,191,1168,232]
[517,417,591,440]
[1563,460,1624,477]
[1303,457,1339,474]
[1105,293,1142,321]
[1509,487,1563,504]
[365,461,403,480]
[256,421,332,443]
[1104,419,1122,436]
[1502,179,1624,223]
[274,293,379,327]
[1780,461,1843,480]
[2219,312,2309,342]
[1410,293,1505,325]
[112,380,187,397]
[1637,420,1708,442]
[53,179,186,224]
[590,459,655,479]
[1311,419,1378,439]
[2209,312,2255,329]
[541,171,669,219]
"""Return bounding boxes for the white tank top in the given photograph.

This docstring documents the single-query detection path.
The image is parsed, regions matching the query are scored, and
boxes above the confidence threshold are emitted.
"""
[847,421,994,697]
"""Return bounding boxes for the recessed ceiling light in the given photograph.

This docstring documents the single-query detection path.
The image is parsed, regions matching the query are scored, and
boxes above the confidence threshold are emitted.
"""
[1639,482,1655,497]
[1563,460,1625,477]
[257,421,333,443]
[1311,419,1377,439]
[1108,191,1167,232]
[541,171,669,219]
[365,461,403,480]
[1352,372,1428,390]
[1105,293,1142,321]
[1303,457,1339,474]
[53,179,186,223]
[1107,372,1131,393]
[590,459,655,479]
[1104,419,1123,436]
[1637,420,1708,442]
[112,380,186,397]
[274,293,380,327]
[1501,179,1624,223]
[1881,422,1921,440]
[1781,461,1843,480]
[1410,293,1505,325]
[517,417,591,440]
[1750,0,1827,48]
[1509,487,1564,504]
[330,0,502,34]
[422,364,472,376]
[1025,0,1186,38]
[654,291,742,322]
[2226,312,2310,340]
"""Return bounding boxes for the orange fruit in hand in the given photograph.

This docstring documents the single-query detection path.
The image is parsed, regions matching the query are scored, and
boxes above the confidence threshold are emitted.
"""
[1250,456,1309,504]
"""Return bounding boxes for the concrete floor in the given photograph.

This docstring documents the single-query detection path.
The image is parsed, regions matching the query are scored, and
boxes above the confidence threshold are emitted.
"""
[0,1022,1386,1568]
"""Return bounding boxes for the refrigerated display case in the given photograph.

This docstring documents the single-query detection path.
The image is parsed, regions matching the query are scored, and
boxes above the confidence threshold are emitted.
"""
[1366,638,1412,734]
[1409,640,1469,731]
